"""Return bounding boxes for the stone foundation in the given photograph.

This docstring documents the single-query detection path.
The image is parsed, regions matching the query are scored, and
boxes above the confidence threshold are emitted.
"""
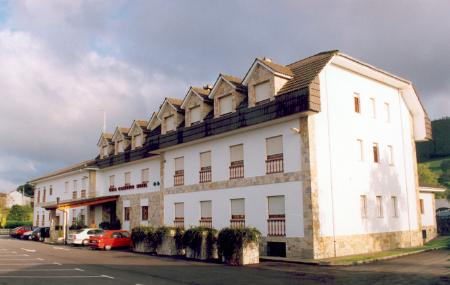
[116,192,162,230]
[259,236,312,258]
[422,225,438,242]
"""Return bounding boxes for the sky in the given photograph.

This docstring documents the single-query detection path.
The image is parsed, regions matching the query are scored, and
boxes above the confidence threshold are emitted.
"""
[0,0,449,192]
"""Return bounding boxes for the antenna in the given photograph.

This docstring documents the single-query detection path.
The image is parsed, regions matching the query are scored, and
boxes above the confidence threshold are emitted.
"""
[98,109,107,133]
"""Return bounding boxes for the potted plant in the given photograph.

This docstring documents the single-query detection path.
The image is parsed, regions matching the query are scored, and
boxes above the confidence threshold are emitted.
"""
[155,226,178,256]
[182,227,218,260]
[217,227,260,265]
[131,226,155,253]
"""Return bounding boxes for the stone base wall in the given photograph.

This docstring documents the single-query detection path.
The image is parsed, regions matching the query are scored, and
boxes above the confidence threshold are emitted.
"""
[422,225,438,242]
[116,192,162,230]
[259,236,313,258]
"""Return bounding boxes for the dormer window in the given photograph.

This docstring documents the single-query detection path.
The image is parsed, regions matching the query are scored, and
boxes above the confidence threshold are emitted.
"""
[134,134,142,148]
[255,81,271,104]
[117,141,124,153]
[103,146,109,157]
[165,115,176,132]
[219,94,233,115]
[190,105,201,124]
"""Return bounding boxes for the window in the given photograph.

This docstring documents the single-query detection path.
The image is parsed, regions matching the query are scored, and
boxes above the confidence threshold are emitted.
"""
[109,175,115,187]
[219,94,233,115]
[134,134,142,148]
[255,81,271,103]
[49,185,53,196]
[103,146,109,156]
[385,103,390,122]
[231,198,245,219]
[420,199,424,214]
[190,105,201,124]
[373,143,379,163]
[73,180,78,192]
[141,168,149,183]
[141,206,148,221]
[175,157,184,172]
[360,195,367,218]
[370,98,376,118]
[357,139,364,161]
[43,188,46,203]
[80,209,85,224]
[65,181,69,193]
[81,177,87,190]
[175,202,184,219]
[268,195,285,217]
[124,207,130,221]
[200,200,212,219]
[266,136,284,174]
[354,93,360,113]
[124,172,131,186]
[174,157,185,186]
[72,191,77,200]
[200,151,211,169]
[376,196,383,217]
[117,141,124,153]
[229,144,244,179]
[165,115,176,132]
[37,190,40,203]
[391,196,398,217]
[387,145,394,165]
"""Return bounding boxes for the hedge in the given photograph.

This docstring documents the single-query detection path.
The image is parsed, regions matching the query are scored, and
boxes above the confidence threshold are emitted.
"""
[217,227,260,261]
[4,221,33,229]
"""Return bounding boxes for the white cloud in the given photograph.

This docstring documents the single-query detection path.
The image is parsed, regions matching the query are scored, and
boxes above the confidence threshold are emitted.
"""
[0,29,185,187]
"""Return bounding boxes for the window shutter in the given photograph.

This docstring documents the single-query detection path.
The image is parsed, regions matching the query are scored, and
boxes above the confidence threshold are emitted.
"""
[166,115,175,131]
[141,168,149,183]
[255,81,271,102]
[190,105,201,123]
[360,195,367,218]
[109,175,115,186]
[124,172,131,185]
[266,136,283,156]
[135,135,142,147]
[376,196,383,217]
[230,144,244,162]
[175,202,184,218]
[175,157,184,171]
[200,201,212,218]
[200,151,211,168]
[219,95,233,115]
[231,199,245,216]
[268,196,285,215]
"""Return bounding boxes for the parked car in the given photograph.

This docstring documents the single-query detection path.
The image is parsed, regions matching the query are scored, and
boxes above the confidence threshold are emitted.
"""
[21,229,36,240]
[10,226,33,238]
[31,227,50,241]
[68,228,103,245]
[89,230,131,250]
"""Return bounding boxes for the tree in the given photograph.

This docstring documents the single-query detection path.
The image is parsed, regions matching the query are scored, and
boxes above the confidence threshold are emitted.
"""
[6,205,33,223]
[16,183,35,197]
[418,164,440,187]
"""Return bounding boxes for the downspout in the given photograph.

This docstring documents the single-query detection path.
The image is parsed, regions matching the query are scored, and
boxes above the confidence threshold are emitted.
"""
[323,69,337,257]
[398,90,413,247]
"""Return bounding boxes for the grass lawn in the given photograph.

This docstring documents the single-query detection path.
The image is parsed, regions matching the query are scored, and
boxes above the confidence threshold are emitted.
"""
[320,236,450,265]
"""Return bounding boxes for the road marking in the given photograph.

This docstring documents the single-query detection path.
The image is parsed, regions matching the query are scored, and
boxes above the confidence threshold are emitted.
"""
[53,247,70,251]
[53,262,62,265]
[0,262,62,266]
[0,268,80,272]
[0,254,29,257]
[21,248,36,253]
[3,258,44,261]
[0,275,115,279]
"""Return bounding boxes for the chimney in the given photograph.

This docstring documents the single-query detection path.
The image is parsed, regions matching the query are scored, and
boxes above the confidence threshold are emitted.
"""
[203,84,213,91]
[263,57,272,63]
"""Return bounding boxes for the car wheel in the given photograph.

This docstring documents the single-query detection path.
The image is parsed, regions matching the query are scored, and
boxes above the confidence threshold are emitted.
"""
[104,245,112,251]
[82,239,89,246]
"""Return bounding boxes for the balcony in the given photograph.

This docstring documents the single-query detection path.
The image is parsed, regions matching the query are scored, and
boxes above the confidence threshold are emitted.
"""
[136,182,148,189]
[174,170,184,186]
[199,167,212,183]
[229,161,244,179]
[80,189,86,198]
[199,217,212,228]
[267,214,286,236]
[230,215,245,228]
[174,217,184,228]
[266,154,284,174]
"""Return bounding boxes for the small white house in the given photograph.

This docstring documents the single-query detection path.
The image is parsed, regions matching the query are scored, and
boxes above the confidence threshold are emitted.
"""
[5,189,32,208]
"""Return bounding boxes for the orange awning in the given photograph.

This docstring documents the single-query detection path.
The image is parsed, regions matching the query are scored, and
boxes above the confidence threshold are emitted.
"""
[42,195,119,210]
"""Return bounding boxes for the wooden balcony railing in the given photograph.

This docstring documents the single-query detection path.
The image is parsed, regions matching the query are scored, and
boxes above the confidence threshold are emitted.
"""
[174,217,184,228]
[267,214,286,236]
[199,167,212,183]
[199,217,212,228]
[80,189,86,198]
[174,170,184,186]
[266,154,284,174]
[229,161,244,179]
[230,215,245,228]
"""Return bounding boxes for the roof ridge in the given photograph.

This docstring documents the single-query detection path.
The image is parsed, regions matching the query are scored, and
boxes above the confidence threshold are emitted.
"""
[287,50,339,67]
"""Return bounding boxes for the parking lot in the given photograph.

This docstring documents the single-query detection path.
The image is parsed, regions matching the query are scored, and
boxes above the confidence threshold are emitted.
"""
[0,235,449,285]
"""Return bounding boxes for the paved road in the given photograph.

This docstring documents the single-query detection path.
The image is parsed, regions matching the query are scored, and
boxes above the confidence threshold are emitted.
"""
[0,236,448,285]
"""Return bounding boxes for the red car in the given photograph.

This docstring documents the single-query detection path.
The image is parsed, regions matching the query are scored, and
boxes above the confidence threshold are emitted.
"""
[89,230,131,250]
[10,226,33,238]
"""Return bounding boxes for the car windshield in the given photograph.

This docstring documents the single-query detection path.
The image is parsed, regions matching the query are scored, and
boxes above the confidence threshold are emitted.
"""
[92,230,104,236]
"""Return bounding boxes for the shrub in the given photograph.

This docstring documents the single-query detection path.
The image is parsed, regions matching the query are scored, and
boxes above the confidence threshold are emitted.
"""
[131,226,154,244]
[5,221,33,229]
[217,227,261,262]
[174,227,184,250]
[182,227,217,253]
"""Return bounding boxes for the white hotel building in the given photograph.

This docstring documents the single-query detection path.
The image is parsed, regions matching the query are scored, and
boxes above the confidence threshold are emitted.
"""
[30,50,440,258]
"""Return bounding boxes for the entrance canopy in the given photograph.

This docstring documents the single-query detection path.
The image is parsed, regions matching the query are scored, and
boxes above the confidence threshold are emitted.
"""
[42,195,119,211]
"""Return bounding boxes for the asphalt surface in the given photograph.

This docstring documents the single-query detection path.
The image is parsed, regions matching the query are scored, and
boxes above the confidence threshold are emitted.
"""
[0,235,448,285]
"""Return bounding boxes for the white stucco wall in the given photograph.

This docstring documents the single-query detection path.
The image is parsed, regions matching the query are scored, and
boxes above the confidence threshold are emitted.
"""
[163,119,302,188]
[419,193,435,227]
[314,63,420,237]
[164,181,304,237]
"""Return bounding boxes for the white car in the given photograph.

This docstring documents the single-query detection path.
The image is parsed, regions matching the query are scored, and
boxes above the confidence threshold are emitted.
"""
[68,228,103,245]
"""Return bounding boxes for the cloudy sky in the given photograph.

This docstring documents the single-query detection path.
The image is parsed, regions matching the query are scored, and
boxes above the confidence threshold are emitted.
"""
[0,0,449,192]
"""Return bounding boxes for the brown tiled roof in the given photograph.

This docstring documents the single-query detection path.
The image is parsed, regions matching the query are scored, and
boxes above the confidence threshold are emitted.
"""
[167,97,183,107]
[191,87,213,102]
[134,120,148,128]
[278,50,338,95]
[102,133,113,141]
[118,127,130,134]
[259,58,294,77]
[221,74,246,91]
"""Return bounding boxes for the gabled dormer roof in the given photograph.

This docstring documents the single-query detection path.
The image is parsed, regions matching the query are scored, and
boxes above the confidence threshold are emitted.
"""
[97,132,113,147]
[111,127,130,142]
[242,57,294,86]
[146,112,161,130]
[128,119,149,136]
[180,86,213,109]
[156,97,184,120]
[208,74,247,99]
